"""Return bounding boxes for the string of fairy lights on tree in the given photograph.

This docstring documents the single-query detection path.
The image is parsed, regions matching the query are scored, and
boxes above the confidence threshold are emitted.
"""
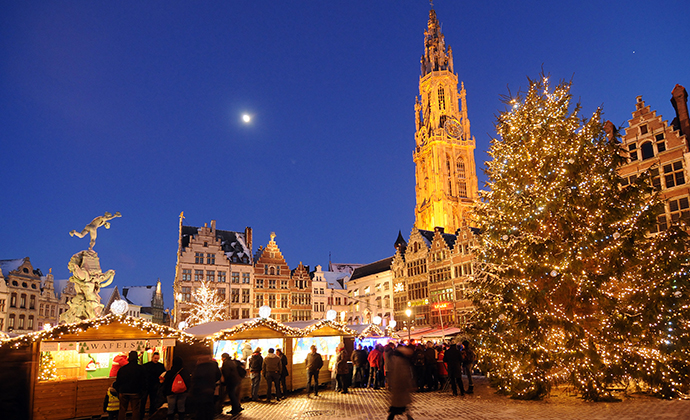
[182,280,228,327]
[470,74,690,400]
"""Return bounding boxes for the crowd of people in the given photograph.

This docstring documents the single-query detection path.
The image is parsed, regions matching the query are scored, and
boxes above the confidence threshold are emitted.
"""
[103,339,475,420]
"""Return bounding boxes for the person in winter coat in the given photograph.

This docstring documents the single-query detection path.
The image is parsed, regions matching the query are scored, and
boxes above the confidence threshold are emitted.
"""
[162,356,191,420]
[305,345,323,396]
[248,347,263,401]
[351,344,367,388]
[335,344,350,394]
[103,381,119,420]
[412,344,426,392]
[443,343,464,396]
[461,340,475,394]
[367,344,383,389]
[140,351,166,419]
[436,345,448,389]
[262,348,283,401]
[191,354,221,420]
[221,353,243,415]
[387,345,415,420]
[116,351,145,420]
[276,348,289,397]
[423,341,438,391]
[110,352,129,378]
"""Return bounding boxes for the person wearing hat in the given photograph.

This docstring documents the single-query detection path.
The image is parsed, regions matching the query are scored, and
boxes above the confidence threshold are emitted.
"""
[248,347,263,401]
[115,351,145,420]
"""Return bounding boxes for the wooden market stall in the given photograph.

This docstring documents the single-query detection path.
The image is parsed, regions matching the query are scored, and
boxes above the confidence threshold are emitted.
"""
[0,314,196,420]
[185,317,300,397]
[285,320,357,391]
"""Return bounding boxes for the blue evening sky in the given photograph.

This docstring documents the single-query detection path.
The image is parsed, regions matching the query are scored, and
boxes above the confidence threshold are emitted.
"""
[1,1,688,303]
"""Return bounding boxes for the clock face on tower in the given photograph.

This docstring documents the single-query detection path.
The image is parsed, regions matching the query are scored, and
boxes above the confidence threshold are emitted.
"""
[444,118,462,140]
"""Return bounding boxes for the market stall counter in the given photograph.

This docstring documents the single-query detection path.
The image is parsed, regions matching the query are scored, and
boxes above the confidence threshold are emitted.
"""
[0,314,196,420]
[285,320,357,391]
[185,317,300,397]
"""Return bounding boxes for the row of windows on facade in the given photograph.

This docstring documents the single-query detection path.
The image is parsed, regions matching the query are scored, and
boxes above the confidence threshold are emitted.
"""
[393,283,469,312]
[8,279,39,289]
[8,292,37,310]
[621,160,685,190]
[253,293,312,308]
[182,269,250,284]
[352,282,391,298]
[255,278,310,290]
[194,252,250,265]
[179,287,251,303]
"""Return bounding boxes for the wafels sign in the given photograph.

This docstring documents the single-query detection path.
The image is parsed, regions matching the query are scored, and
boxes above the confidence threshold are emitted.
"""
[40,339,176,353]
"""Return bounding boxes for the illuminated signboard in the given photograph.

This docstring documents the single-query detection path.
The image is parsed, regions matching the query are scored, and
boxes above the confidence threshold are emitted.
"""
[432,301,450,310]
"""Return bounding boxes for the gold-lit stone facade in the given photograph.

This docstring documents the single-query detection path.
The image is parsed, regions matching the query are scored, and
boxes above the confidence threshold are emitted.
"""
[414,9,478,232]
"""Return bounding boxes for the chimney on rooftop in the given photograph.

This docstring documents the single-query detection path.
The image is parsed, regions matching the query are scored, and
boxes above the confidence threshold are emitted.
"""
[210,220,216,234]
[434,226,445,234]
[671,84,690,142]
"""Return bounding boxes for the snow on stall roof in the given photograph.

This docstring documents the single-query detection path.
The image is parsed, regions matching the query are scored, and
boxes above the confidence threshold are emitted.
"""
[122,286,155,307]
[184,318,257,338]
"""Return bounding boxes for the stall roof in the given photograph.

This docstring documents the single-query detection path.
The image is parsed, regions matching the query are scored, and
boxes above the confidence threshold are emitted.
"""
[285,320,357,337]
[346,323,386,337]
[190,317,301,342]
[421,327,463,338]
[0,314,196,348]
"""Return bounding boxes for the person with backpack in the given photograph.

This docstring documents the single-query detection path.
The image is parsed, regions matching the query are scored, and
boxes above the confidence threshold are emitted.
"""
[162,356,191,420]
[221,353,243,415]
[461,340,475,394]
[305,345,323,396]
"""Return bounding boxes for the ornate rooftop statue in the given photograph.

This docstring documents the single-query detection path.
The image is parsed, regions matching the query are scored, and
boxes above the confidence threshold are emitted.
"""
[61,212,120,323]
[69,211,121,251]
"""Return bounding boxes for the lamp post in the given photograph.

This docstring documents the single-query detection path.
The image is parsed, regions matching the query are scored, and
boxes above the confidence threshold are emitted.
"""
[405,308,412,342]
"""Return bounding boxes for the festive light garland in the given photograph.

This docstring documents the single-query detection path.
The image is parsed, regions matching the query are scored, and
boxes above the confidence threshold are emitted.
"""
[300,319,358,337]
[470,75,690,401]
[0,313,198,349]
[358,324,385,339]
[207,317,302,343]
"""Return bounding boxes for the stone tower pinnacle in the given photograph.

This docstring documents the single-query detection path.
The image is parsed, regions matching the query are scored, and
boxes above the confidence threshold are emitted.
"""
[413,7,478,233]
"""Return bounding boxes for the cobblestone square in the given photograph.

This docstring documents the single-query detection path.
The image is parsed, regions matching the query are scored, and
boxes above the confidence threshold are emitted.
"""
[218,376,690,420]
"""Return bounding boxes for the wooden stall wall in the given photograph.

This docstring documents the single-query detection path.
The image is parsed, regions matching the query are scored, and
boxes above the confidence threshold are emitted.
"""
[0,345,32,420]
[33,380,77,420]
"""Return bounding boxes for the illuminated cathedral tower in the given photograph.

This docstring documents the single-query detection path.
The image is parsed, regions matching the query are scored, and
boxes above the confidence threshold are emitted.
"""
[413,8,478,232]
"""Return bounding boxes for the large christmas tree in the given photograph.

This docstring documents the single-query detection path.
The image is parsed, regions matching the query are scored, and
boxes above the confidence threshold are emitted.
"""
[182,280,227,327]
[472,75,690,400]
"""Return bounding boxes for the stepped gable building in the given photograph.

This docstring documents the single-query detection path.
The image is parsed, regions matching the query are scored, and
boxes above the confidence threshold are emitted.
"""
[253,232,291,321]
[290,262,312,321]
[413,7,478,233]
[614,84,690,230]
[391,225,477,328]
[173,217,254,324]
